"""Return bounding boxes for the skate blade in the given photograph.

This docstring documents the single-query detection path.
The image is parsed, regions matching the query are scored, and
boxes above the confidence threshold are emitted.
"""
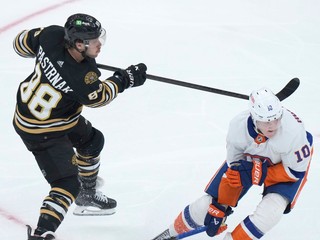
[73,205,116,216]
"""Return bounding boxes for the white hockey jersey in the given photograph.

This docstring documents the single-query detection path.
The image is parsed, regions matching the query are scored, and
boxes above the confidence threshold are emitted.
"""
[226,108,313,182]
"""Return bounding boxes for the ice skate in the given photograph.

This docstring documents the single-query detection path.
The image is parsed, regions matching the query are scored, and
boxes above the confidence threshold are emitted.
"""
[27,225,55,240]
[73,188,117,216]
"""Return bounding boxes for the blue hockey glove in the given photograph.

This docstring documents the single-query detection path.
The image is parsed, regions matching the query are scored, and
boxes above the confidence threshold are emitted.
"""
[204,198,233,237]
[251,160,268,185]
[226,160,267,188]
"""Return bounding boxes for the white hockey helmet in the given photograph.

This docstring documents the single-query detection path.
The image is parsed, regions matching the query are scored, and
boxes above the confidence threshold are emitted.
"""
[249,87,283,124]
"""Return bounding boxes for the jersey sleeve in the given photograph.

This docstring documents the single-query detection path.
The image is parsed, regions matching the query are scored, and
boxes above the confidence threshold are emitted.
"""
[83,79,120,108]
[265,131,313,187]
[13,28,43,58]
[226,112,248,165]
[70,66,124,108]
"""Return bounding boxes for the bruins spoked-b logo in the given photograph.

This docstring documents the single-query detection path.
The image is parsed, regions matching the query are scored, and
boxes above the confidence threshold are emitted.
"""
[84,71,98,84]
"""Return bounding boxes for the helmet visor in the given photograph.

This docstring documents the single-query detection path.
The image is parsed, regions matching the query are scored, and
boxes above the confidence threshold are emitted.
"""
[87,28,106,46]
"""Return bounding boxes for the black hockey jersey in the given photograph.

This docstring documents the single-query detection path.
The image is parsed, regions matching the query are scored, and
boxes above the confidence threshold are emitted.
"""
[13,25,121,139]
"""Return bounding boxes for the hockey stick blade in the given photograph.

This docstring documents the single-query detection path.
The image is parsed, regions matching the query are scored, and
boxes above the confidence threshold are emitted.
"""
[275,78,300,101]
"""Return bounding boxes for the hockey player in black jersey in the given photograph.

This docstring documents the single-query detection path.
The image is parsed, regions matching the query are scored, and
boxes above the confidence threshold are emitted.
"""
[13,13,147,240]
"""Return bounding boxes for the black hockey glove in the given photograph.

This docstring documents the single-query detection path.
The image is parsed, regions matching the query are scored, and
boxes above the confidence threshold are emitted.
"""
[113,63,147,92]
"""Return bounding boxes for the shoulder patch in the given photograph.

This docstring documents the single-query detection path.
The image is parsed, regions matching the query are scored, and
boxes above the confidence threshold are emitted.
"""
[84,71,98,84]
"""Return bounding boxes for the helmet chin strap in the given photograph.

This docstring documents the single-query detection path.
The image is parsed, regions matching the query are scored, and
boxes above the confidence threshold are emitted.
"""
[251,114,264,135]
[256,128,264,135]
[74,44,89,59]
[81,46,88,58]
[253,123,263,135]
[81,41,90,58]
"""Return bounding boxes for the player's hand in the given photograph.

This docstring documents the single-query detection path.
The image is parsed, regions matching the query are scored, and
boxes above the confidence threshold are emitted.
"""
[251,160,268,185]
[225,167,243,187]
[114,63,147,90]
[204,198,232,237]
[226,160,267,188]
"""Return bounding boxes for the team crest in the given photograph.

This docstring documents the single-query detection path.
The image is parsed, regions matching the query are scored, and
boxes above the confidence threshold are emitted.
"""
[254,134,267,144]
[84,71,98,84]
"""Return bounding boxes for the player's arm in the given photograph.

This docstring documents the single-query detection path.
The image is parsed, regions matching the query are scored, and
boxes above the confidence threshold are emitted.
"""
[109,63,147,93]
[84,63,147,108]
[217,123,267,206]
[13,28,43,58]
[264,133,313,187]
[84,80,118,108]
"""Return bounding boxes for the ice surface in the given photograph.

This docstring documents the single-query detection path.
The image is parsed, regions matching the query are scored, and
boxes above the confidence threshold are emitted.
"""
[0,0,319,239]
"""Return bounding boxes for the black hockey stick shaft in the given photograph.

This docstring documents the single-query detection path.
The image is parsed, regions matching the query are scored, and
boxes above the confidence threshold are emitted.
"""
[96,63,299,101]
[97,63,248,99]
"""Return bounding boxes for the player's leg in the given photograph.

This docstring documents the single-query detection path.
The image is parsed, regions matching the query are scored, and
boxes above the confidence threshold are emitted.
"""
[152,195,212,240]
[152,194,232,240]
[70,116,103,190]
[68,116,116,215]
[152,162,233,240]
[22,135,79,239]
[223,164,310,240]
[171,195,212,235]
[224,193,289,240]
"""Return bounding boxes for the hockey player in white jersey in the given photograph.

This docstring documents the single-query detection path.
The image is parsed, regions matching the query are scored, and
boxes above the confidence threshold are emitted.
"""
[152,87,313,240]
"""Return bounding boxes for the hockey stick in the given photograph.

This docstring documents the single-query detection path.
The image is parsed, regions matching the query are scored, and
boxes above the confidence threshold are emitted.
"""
[96,63,300,101]
[174,226,207,239]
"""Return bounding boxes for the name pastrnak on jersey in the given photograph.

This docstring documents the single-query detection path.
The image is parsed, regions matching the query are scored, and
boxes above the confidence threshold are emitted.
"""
[13,25,120,139]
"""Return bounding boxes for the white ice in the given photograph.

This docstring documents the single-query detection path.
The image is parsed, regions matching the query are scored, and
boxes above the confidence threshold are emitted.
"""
[0,0,319,239]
